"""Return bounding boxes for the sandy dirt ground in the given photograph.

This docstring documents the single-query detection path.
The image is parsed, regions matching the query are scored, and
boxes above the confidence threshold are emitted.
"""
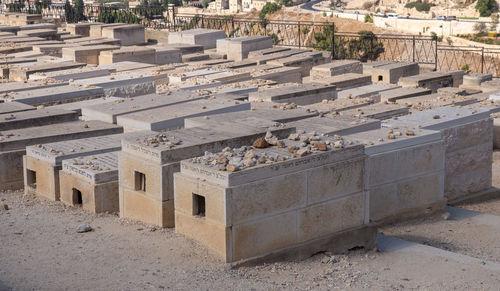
[1,187,500,290]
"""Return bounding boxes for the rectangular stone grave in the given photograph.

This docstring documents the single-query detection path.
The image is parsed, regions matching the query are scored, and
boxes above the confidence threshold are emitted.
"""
[310,60,363,80]
[0,107,78,131]
[185,106,318,128]
[9,61,84,81]
[23,133,130,200]
[174,134,375,263]
[398,72,453,92]
[365,62,419,84]
[0,101,34,114]
[286,115,381,136]
[89,23,125,37]
[167,29,227,49]
[248,83,337,105]
[0,80,67,95]
[307,73,372,90]
[101,24,145,46]
[252,66,303,84]
[0,120,122,191]
[71,73,156,98]
[62,45,120,65]
[384,106,493,202]
[379,87,432,103]
[82,91,203,123]
[224,36,273,61]
[461,73,493,91]
[153,46,182,65]
[60,151,119,213]
[340,103,409,120]
[247,47,291,57]
[98,46,156,65]
[338,83,399,100]
[4,85,105,106]
[49,97,121,115]
[267,51,325,77]
[395,93,479,110]
[116,98,251,131]
[17,29,57,39]
[119,123,295,227]
[345,127,445,224]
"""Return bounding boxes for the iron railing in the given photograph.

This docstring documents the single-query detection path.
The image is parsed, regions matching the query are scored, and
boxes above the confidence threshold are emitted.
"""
[80,8,500,76]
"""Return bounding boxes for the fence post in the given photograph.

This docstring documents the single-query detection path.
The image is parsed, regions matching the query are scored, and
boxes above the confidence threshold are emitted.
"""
[434,38,438,71]
[201,14,204,28]
[481,47,485,73]
[412,35,416,62]
[331,24,335,61]
[298,21,301,49]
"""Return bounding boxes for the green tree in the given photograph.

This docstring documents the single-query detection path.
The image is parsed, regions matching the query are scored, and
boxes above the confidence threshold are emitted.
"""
[64,0,74,23]
[259,2,281,20]
[201,0,211,8]
[34,0,42,14]
[41,0,51,9]
[73,0,86,22]
[475,0,496,17]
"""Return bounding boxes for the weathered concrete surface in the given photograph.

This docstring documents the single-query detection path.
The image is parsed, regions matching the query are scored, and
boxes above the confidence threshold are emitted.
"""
[310,60,363,79]
[3,85,105,106]
[0,108,79,131]
[8,61,84,81]
[62,45,120,65]
[98,46,156,65]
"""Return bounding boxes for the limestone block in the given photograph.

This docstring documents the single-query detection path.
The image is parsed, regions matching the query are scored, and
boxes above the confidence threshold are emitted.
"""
[310,60,362,79]
[98,46,156,65]
[101,24,145,46]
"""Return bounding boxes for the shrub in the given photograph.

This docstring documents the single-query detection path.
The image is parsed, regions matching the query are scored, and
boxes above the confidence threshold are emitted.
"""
[474,22,488,34]
[404,1,434,12]
[475,0,497,17]
[365,14,373,23]
[259,2,281,20]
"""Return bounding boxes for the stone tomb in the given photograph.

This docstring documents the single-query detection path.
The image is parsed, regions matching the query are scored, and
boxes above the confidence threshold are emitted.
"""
[398,72,453,93]
[248,83,337,105]
[9,61,84,81]
[71,73,158,98]
[119,123,294,227]
[379,87,433,103]
[364,62,419,84]
[89,23,125,37]
[461,73,493,91]
[174,133,375,263]
[345,128,445,224]
[167,29,227,49]
[307,73,372,90]
[384,106,493,202]
[286,115,381,136]
[101,24,145,46]
[115,98,251,131]
[0,102,34,114]
[98,46,156,65]
[0,107,79,131]
[0,120,122,191]
[23,133,127,200]
[152,46,182,65]
[62,45,120,65]
[337,83,399,100]
[184,106,318,128]
[0,80,68,95]
[82,91,204,123]
[310,60,363,80]
[3,85,105,106]
[50,97,122,116]
[340,103,409,120]
[267,51,325,77]
[220,36,273,61]
[60,151,119,213]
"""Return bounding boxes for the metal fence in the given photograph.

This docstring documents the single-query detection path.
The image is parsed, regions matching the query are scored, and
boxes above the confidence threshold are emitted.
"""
[83,9,500,76]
